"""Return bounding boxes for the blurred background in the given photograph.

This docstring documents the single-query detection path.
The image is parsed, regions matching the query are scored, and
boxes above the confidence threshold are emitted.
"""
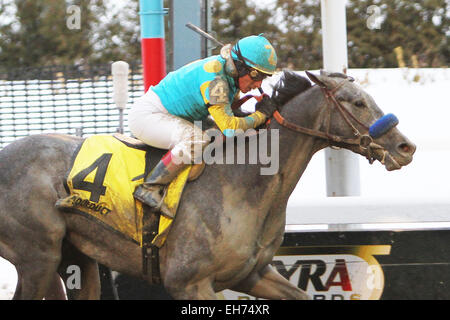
[0,0,449,300]
[0,0,447,70]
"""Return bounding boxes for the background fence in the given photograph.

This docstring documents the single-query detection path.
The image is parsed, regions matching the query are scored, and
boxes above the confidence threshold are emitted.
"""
[0,62,144,149]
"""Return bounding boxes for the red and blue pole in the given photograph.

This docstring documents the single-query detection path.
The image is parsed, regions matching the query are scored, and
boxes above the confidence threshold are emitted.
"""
[139,0,167,92]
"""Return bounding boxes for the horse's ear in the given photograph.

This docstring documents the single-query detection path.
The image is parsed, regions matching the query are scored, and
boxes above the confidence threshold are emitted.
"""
[320,70,355,82]
[305,70,330,89]
[305,71,324,87]
[305,70,338,89]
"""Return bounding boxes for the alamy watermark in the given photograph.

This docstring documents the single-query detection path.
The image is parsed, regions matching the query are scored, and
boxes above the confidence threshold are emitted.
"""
[66,265,81,290]
[366,5,382,30]
[66,5,81,30]
[171,121,280,176]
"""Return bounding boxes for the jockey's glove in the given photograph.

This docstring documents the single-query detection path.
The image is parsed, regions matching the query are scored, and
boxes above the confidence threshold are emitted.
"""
[255,95,277,118]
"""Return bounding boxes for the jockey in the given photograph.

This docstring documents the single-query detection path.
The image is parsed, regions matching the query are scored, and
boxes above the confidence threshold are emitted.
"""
[129,34,278,209]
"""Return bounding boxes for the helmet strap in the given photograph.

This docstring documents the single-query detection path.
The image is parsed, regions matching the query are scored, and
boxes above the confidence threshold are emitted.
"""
[234,60,249,77]
[231,41,261,71]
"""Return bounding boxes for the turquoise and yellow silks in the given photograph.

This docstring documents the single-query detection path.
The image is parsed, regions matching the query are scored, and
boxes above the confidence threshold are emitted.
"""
[151,55,267,137]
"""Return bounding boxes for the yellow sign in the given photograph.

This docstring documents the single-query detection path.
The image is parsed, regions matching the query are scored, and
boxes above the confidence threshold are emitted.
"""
[221,245,391,300]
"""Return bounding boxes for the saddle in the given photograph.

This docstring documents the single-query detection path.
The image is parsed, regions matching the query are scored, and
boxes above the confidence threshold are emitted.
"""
[55,133,205,283]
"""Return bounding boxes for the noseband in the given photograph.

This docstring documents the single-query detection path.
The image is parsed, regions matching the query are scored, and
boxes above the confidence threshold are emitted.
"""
[271,80,396,165]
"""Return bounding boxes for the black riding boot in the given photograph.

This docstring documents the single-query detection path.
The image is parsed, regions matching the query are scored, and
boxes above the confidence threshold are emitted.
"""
[133,151,187,211]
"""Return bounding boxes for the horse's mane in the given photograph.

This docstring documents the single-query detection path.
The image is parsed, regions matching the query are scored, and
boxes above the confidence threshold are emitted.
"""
[270,71,312,107]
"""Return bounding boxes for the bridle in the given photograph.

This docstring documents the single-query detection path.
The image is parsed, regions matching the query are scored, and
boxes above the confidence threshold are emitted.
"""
[271,80,392,165]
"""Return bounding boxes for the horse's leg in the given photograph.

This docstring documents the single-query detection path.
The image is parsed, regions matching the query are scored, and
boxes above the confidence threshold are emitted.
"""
[0,135,80,299]
[10,221,65,299]
[14,249,63,300]
[165,277,217,300]
[44,273,66,300]
[58,241,101,300]
[2,195,66,299]
[12,274,22,300]
[233,264,310,300]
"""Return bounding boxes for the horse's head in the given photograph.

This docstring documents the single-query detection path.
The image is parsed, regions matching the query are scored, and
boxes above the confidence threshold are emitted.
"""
[307,70,416,170]
[271,70,416,171]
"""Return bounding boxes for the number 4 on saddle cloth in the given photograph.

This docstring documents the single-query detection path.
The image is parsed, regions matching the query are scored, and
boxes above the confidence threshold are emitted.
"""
[55,134,205,249]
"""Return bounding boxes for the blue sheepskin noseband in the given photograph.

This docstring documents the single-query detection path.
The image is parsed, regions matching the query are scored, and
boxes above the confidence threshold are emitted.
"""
[369,113,399,139]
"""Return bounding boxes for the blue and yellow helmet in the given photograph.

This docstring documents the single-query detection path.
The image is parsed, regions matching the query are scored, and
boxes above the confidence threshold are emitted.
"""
[231,34,277,75]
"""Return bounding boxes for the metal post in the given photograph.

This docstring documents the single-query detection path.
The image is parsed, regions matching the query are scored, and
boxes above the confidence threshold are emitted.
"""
[139,0,167,91]
[75,127,83,137]
[320,0,361,197]
[170,0,208,70]
[201,0,213,58]
[111,61,129,134]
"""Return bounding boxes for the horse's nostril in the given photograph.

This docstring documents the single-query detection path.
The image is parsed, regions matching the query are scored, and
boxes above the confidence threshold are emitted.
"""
[398,142,415,154]
[399,143,409,153]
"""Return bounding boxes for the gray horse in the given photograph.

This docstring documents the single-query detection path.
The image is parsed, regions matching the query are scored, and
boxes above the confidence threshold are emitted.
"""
[0,71,415,299]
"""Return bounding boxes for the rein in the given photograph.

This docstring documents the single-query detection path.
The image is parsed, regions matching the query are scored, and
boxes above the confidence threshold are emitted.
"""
[271,81,389,165]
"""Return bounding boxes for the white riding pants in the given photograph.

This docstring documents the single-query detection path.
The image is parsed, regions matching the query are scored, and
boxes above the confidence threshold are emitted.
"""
[128,88,208,164]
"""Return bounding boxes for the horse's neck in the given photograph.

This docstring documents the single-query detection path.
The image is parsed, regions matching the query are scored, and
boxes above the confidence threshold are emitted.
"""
[265,88,328,201]
[218,111,326,246]
[221,88,328,207]
[183,91,327,248]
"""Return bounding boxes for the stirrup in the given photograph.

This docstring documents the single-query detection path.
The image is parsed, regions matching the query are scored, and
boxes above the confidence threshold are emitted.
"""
[133,184,167,211]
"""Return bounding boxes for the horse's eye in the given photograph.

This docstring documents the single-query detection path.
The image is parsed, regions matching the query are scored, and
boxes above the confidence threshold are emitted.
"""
[354,100,365,108]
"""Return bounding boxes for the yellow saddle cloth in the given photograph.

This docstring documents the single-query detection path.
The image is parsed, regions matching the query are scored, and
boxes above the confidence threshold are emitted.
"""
[56,134,191,248]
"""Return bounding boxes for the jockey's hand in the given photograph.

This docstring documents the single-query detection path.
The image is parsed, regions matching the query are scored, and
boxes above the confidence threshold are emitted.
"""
[254,93,270,103]
[255,95,277,118]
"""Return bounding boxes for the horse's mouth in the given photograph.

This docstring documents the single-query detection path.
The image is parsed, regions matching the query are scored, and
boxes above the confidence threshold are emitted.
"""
[384,152,402,171]
[376,149,414,171]
[364,137,416,171]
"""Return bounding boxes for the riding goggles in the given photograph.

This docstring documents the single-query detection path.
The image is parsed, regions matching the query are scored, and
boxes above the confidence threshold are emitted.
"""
[248,68,269,81]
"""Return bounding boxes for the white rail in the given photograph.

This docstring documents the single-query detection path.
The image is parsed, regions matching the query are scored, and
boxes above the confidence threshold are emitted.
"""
[286,196,450,232]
